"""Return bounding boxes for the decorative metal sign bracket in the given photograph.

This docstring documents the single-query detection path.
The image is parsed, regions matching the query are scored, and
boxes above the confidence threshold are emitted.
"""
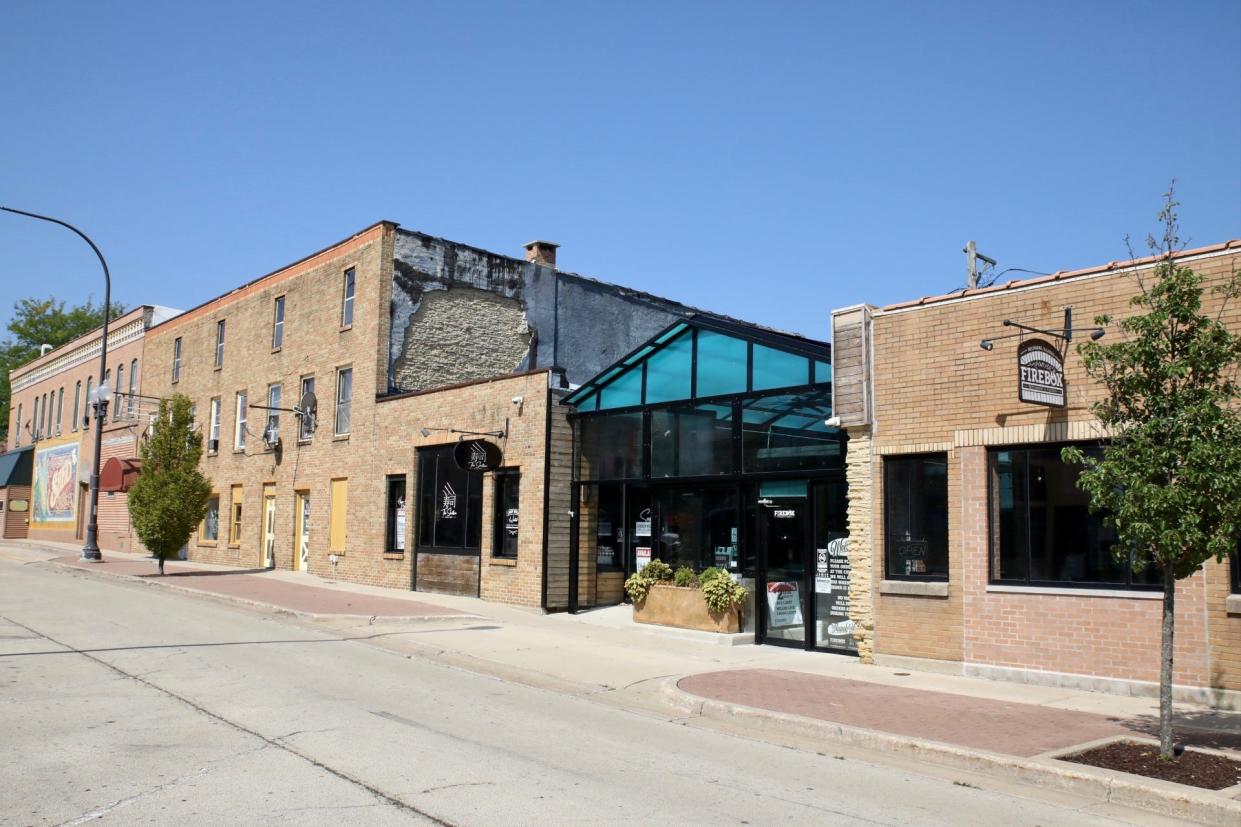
[979,307,1105,351]
[419,418,509,440]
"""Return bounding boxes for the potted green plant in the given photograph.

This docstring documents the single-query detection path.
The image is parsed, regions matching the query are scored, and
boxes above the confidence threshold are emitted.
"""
[625,561,747,633]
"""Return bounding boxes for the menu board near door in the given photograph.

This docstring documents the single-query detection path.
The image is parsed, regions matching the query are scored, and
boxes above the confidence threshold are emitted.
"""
[820,536,857,653]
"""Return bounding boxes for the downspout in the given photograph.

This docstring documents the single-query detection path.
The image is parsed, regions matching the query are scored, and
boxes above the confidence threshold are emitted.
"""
[540,377,553,610]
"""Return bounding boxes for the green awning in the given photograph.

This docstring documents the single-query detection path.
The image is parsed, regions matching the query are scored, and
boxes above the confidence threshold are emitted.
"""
[0,446,33,487]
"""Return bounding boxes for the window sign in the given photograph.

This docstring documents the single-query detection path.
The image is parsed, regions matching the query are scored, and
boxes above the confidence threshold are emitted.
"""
[440,482,458,519]
[635,507,652,538]
[396,498,406,549]
[821,536,855,650]
[1018,339,1065,407]
[766,581,803,627]
[635,546,652,571]
[815,549,831,594]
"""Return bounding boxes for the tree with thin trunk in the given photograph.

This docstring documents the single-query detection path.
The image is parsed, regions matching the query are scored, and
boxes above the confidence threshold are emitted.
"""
[127,394,212,575]
[1063,189,1241,761]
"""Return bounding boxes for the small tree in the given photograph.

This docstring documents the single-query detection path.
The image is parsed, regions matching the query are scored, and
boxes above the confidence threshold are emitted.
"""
[1063,190,1241,760]
[128,394,212,575]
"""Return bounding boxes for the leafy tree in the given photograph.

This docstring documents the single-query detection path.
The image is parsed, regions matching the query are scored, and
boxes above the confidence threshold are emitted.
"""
[1063,191,1241,761]
[127,393,212,575]
[0,297,127,442]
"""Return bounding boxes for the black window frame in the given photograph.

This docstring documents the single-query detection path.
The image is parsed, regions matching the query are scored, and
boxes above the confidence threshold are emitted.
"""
[883,452,950,582]
[416,445,483,554]
[492,468,520,559]
[385,474,407,554]
[986,441,1160,590]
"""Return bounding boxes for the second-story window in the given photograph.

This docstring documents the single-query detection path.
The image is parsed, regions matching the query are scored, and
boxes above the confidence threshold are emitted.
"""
[272,296,285,350]
[55,387,63,433]
[341,268,355,327]
[84,377,93,427]
[71,383,80,432]
[299,376,315,441]
[172,338,182,383]
[266,384,281,443]
[208,398,221,454]
[335,368,352,436]
[234,392,247,450]
[14,402,21,445]
[128,358,138,417]
[214,320,226,368]
[114,365,124,421]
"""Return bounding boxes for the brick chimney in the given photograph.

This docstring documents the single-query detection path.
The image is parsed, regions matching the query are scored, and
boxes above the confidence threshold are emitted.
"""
[523,240,559,268]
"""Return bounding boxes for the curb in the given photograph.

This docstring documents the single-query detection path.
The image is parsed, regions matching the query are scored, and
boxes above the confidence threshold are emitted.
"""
[661,678,1241,826]
[43,557,479,624]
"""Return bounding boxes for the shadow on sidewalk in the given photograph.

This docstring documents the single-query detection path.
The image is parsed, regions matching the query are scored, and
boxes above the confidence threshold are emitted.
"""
[136,568,271,579]
[1122,710,1241,752]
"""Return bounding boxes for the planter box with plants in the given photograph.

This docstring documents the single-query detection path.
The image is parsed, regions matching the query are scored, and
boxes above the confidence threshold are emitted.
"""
[624,560,748,634]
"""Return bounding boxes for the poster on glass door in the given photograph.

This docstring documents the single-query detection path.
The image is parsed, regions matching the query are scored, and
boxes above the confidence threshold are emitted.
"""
[818,536,857,652]
[766,581,803,628]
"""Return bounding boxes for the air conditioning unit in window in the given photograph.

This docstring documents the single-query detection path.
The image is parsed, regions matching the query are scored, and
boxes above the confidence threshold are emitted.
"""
[262,423,280,451]
[208,438,219,453]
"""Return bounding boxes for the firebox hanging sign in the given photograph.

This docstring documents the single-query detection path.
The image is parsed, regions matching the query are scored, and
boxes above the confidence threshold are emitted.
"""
[1017,339,1065,408]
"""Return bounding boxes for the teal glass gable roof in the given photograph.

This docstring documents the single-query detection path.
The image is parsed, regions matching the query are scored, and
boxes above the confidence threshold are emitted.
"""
[564,315,831,411]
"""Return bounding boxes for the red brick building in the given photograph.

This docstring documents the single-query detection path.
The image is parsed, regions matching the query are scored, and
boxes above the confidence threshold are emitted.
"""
[4,306,179,550]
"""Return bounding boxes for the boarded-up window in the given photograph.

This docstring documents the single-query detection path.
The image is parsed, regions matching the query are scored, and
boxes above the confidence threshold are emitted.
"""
[329,478,348,552]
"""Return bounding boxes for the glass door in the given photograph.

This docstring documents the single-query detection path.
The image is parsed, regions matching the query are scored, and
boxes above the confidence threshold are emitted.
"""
[758,486,809,646]
[812,480,855,654]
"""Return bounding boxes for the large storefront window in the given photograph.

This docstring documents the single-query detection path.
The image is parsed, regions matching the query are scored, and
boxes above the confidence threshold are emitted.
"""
[654,486,739,572]
[417,446,483,552]
[884,454,949,580]
[386,475,407,553]
[493,470,520,558]
[988,443,1160,588]
[592,484,626,571]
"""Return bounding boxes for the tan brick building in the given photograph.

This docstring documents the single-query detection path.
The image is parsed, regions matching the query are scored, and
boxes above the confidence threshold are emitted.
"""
[832,240,1241,705]
[138,222,708,608]
[4,305,179,550]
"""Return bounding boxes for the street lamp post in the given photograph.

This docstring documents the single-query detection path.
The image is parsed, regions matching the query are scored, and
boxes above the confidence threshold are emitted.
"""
[1,206,112,562]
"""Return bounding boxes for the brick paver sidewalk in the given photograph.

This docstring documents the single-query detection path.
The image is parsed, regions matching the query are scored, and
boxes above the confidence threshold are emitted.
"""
[679,668,1241,757]
[56,556,470,619]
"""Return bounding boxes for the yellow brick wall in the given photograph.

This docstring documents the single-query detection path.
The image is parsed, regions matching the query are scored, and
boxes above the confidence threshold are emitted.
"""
[869,248,1241,691]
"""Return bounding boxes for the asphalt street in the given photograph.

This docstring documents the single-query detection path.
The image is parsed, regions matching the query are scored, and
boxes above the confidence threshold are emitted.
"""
[0,558,1183,826]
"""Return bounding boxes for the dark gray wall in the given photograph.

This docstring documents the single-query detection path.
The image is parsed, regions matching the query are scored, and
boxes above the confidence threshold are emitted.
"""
[389,229,698,393]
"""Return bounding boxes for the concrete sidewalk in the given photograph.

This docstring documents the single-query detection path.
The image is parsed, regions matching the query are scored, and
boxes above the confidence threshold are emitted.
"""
[7,538,1241,822]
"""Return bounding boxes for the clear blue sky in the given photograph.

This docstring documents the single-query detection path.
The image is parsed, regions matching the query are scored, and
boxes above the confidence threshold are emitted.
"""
[2,1,1238,340]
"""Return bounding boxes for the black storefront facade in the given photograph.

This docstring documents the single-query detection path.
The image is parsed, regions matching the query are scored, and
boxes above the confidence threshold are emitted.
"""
[564,315,855,653]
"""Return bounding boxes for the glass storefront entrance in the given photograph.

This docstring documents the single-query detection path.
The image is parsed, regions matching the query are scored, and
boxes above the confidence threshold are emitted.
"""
[565,315,849,653]
[756,479,853,654]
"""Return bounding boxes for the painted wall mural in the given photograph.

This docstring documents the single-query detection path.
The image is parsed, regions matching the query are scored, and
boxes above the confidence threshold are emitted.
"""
[33,440,78,524]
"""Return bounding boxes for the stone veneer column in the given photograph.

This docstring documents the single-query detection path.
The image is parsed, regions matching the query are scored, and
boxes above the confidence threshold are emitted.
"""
[845,425,874,663]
